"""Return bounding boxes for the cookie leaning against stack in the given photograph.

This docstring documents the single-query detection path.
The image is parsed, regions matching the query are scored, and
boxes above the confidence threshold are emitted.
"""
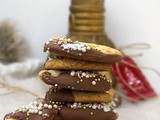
[4,37,123,120]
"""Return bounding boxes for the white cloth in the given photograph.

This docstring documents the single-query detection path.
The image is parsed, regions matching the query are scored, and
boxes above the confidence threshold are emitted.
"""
[0,58,43,78]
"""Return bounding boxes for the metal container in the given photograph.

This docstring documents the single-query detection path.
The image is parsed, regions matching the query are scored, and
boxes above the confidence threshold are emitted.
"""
[68,0,115,48]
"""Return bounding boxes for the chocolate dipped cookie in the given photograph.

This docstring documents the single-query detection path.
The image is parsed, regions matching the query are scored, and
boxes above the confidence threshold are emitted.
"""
[44,37,123,63]
[45,58,112,71]
[45,89,113,103]
[4,100,57,120]
[39,70,112,92]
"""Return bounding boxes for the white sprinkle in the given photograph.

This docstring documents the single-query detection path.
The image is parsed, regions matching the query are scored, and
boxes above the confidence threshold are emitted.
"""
[82,72,86,77]
[38,111,43,115]
[67,38,71,42]
[48,105,52,109]
[21,105,25,109]
[101,105,104,109]
[111,102,116,107]
[79,53,82,56]
[73,47,77,50]
[22,109,27,112]
[44,113,49,117]
[86,75,90,78]
[61,41,88,53]
[90,112,94,115]
[81,47,86,52]
[103,105,111,112]
[114,97,118,102]
[92,105,97,109]
[29,109,34,114]
[38,106,42,110]
[73,103,77,105]
[58,41,62,45]
[44,104,48,108]
[92,81,96,85]
[73,104,77,108]
[26,106,29,110]
[55,84,58,87]
[53,104,58,109]
[70,71,75,76]
[34,109,38,114]
[89,105,92,108]
[87,46,91,50]
[113,109,117,113]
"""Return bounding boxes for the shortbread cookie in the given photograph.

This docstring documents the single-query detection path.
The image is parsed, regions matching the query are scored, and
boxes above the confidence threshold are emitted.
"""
[39,70,112,92]
[45,89,113,103]
[45,58,112,71]
[4,100,57,120]
[44,37,123,63]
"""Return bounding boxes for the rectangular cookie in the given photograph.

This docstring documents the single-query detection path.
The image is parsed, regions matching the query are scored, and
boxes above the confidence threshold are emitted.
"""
[45,89,113,103]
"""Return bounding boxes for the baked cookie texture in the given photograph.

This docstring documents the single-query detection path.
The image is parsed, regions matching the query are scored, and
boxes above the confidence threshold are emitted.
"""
[45,89,113,103]
[45,58,112,71]
[39,70,112,92]
[44,37,123,63]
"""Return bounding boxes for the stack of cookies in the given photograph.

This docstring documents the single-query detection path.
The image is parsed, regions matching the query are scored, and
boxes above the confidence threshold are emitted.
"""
[4,37,123,120]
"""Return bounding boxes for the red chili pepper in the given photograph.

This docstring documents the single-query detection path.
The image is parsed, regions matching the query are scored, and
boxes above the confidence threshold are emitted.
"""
[112,55,156,101]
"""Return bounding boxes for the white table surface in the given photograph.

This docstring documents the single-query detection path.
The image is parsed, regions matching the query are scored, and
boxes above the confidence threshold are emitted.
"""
[0,76,159,120]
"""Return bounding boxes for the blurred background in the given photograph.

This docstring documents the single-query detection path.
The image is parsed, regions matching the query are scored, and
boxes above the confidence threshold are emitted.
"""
[0,0,160,120]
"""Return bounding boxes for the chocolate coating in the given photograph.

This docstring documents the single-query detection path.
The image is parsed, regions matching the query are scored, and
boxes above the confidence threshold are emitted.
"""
[54,115,62,120]
[41,71,112,92]
[4,101,57,120]
[44,40,122,63]
[59,106,118,120]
